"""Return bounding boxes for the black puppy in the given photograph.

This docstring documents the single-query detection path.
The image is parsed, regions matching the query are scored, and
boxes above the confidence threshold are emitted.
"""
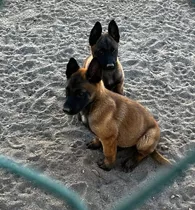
[83,20,124,95]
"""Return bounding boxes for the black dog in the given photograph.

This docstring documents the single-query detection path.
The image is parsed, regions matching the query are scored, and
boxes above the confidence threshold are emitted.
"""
[83,20,124,95]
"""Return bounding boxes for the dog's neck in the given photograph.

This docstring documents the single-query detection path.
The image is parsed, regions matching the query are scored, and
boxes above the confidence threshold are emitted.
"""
[82,80,107,114]
[90,81,111,110]
[94,81,107,98]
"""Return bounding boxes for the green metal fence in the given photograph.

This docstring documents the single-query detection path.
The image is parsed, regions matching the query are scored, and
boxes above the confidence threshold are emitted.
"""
[0,150,195,210]
[0,0,3,7]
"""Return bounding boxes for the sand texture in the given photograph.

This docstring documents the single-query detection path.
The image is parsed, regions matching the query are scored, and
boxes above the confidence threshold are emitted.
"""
[0,0,195,209]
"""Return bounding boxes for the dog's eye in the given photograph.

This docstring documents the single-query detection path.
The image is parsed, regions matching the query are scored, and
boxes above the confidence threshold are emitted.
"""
[76,91,85,97]
[78,92,84,97]
[111,48,116,53]
[98,50,104,55]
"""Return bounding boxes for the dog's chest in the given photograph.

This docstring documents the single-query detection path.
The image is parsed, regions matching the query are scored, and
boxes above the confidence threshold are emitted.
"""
[81,113,88,125]
[102,70,120,89]
[80,109,90,128]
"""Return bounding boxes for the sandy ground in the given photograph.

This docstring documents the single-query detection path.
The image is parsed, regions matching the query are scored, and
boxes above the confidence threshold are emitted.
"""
[0,0,195,209]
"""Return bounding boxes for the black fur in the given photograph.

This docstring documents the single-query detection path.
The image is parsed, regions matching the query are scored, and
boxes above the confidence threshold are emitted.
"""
[89,21,102,46]
[92,34,118,70]
[86,57,102,83]
[63,72,91,115]
[64,58,103,116]
[89,20,121,86]
[66,57,80,79]
[88,20,123,94]
[108,19,120,43]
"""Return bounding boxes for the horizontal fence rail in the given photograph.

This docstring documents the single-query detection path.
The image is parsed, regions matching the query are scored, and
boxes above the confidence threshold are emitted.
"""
[0,155,88,210]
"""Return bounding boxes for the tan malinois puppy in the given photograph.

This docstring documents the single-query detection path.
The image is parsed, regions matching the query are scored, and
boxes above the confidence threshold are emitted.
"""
[63,57,170,171]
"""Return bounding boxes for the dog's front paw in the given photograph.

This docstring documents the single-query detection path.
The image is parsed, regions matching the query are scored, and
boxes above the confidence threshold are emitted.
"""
[97,159,113,171]
[122,158,137,173]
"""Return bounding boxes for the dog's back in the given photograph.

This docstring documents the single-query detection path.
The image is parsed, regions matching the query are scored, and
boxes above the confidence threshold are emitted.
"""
[89,87,159,148]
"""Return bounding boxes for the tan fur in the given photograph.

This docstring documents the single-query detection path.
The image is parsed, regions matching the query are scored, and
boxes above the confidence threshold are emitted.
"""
[83,55,93,69]
[78,68,87,78]
[83,80,171,170]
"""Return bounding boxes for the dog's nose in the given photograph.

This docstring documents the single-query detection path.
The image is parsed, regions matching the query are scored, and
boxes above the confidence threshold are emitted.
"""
[106,63,115,69]
[63,106,72,114]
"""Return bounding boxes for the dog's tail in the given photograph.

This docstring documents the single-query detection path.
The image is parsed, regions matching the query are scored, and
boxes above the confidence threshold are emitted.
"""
[151,150,171,165]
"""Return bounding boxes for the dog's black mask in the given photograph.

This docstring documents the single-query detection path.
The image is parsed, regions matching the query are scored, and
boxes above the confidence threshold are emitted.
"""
[63,91,90,115]
[89,20,120,71]
[63,58,90,115]
[64,57,102,115]
[93,35,118,71]
[63,74,91,115]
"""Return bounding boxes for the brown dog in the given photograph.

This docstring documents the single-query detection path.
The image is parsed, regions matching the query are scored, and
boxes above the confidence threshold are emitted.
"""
[63,57,170,171]
[83,20,124,95]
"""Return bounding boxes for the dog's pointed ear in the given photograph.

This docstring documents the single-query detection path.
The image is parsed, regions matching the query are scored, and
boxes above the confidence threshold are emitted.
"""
[66,58,80,79]
[108,20,120,43]
[89,22,102,46]
[86,58,102,83]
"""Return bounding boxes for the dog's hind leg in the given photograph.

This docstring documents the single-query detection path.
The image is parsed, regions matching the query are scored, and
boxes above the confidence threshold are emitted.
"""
[122,126,160,172]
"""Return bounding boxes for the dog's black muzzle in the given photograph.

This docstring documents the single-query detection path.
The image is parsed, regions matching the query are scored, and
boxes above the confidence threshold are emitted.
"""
[63,93,90,115]
[63,96,81,115]
[63,103,77,115]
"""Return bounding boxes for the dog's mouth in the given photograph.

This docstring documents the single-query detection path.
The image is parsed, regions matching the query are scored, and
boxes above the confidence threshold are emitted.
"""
[63,95,91,116]
[63,101,81,115]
